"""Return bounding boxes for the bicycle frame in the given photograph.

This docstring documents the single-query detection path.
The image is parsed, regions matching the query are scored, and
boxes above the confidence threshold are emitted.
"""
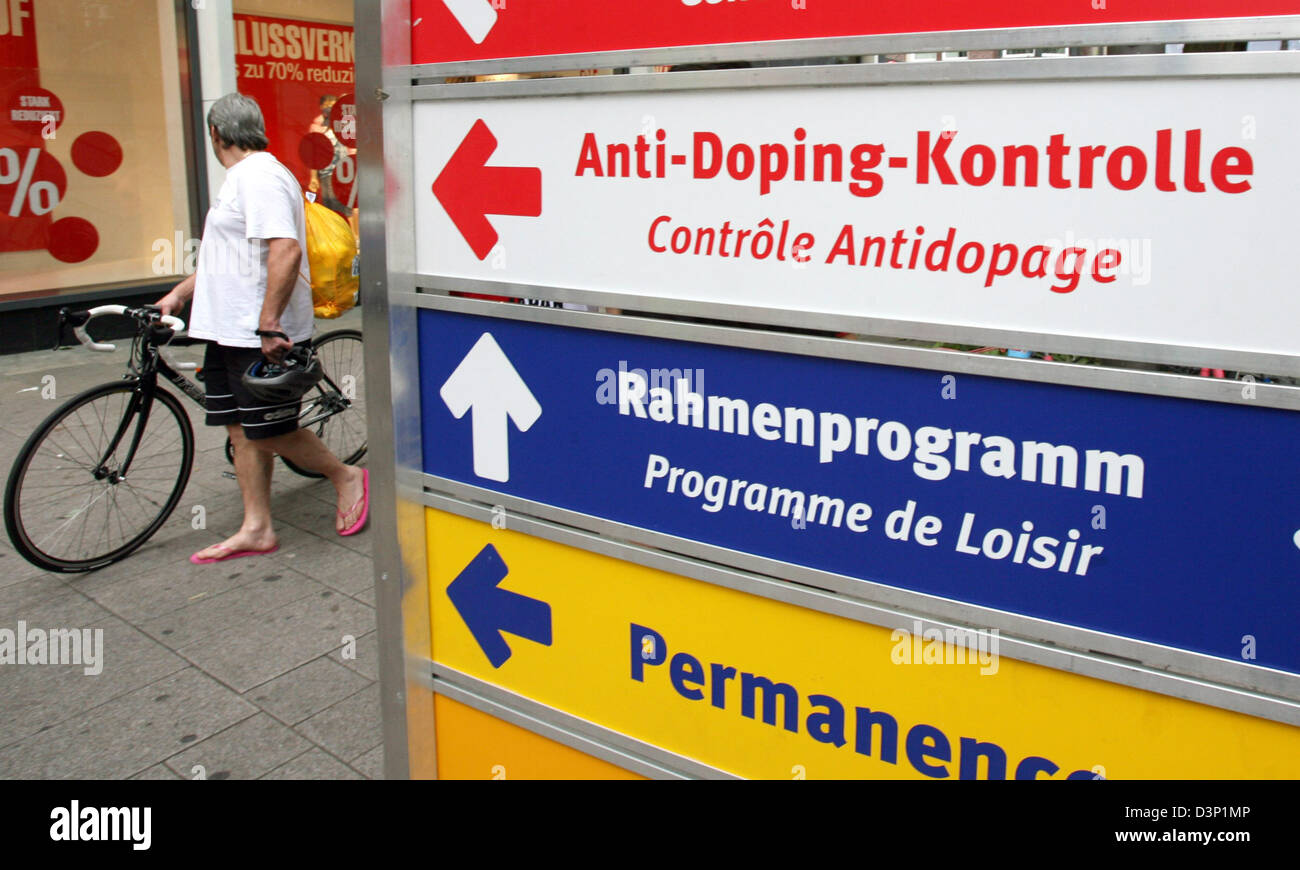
[92,333,202,481]
[64,305,356,475]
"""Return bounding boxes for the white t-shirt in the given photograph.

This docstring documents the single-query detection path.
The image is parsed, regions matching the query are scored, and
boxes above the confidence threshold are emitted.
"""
[190,151,314,348]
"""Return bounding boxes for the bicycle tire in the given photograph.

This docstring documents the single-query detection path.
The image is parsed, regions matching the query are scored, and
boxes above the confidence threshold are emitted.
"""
[281,328,367,478]
[4,381,195,573]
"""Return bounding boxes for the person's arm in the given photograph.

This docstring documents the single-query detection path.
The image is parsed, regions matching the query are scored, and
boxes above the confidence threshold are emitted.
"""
[155,272,196,317]
[258,237,302,362]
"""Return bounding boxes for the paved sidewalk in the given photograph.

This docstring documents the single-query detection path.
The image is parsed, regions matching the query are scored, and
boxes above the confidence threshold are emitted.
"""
[0,308,382,780]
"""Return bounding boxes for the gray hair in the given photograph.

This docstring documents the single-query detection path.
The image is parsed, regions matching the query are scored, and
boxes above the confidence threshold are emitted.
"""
[206,93,269,151]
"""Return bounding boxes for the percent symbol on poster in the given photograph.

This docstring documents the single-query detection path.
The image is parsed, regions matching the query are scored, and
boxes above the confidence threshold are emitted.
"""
[0,147,59,218]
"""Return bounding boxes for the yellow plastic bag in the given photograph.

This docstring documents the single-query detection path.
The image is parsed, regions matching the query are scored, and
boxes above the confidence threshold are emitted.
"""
[303,197,359,319]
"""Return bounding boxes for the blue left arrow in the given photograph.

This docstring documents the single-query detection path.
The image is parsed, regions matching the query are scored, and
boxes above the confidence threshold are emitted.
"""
[446,544,552,668]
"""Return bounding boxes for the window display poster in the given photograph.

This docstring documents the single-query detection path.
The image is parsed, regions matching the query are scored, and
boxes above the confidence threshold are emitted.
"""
[234,13,356,216]
[1,0,74,258]
[1,0,190,296]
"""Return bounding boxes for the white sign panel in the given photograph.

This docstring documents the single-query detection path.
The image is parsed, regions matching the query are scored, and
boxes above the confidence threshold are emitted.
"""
[414,73,1300,363]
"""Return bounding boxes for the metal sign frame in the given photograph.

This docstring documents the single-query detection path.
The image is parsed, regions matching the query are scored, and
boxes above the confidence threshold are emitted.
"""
[364,1,1300,778]
[410,15,1300,78]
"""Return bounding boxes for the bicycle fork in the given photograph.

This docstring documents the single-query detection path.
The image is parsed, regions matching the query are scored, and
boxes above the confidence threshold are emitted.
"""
[93,375,158,483]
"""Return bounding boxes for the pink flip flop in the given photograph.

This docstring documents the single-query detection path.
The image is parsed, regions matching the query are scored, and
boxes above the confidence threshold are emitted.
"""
[189,544,279,565]
[338,468,369,537]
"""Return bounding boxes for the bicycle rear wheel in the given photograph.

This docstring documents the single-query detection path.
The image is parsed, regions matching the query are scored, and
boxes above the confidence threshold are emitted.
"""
[282,328,367,478]
[4,381,194,572]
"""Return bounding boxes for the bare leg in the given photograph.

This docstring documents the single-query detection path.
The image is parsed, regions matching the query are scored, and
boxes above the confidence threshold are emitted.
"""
[257,428,365,532]
[191,425,279,560]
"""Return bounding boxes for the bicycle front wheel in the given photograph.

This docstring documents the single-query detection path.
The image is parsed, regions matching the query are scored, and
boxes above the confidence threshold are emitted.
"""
[283,328,367,478]
[4,381,195,572]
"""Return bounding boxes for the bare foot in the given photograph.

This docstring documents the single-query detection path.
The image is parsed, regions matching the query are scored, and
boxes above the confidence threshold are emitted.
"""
[335,466,366,533]
[191,529,279,563]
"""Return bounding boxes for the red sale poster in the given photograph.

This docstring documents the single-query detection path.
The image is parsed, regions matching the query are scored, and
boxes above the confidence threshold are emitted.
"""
[1,0,121,263]
[1,0,54,252]
[234,13,356,213]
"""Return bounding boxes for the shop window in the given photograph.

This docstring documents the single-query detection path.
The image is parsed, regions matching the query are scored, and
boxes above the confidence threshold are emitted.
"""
[0,0,191,298]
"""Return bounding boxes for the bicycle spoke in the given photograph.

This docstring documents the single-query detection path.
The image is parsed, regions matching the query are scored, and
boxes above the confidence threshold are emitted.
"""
[35,484,112,551]
[120,482,169,505]
[61,406,108,467]
[32,432,98,472]
[111,488,130,551]
[120,481,165,514]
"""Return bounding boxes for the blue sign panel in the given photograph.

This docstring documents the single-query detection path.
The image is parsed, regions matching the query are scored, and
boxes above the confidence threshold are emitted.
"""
[419,308,1300,676]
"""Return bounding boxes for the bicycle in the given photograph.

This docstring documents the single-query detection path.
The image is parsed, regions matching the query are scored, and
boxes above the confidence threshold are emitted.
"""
[3,304,367,573]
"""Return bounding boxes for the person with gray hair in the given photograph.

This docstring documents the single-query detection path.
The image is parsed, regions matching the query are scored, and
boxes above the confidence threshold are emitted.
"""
[205,92,270,151]
[156,92,368,563]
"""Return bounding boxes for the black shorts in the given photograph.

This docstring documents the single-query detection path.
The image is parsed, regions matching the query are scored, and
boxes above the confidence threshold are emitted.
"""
[202,341,307,441]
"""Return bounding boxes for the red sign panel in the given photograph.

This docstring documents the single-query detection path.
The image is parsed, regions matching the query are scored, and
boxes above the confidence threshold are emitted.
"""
[413,0,1299,64]
[234,13,356,209]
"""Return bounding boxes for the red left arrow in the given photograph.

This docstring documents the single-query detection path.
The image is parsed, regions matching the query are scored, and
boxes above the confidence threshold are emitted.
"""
[432,119,542,260]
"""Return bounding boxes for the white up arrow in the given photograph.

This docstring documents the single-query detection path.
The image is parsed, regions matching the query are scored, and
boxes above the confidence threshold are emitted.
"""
[442,0,499,44]
[440,332,541,483]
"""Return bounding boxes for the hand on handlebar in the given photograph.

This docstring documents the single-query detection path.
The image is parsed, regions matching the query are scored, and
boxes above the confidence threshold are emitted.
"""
[156,273,196,318]
[154,292,184,318]
[71,305,188,353]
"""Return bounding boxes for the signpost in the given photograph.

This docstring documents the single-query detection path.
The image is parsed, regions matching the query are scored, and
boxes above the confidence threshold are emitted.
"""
[362,0,1300,779]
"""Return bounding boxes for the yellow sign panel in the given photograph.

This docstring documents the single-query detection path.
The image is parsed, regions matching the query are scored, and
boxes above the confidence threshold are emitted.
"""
[434,694,644,780]
[426,508,1300,779]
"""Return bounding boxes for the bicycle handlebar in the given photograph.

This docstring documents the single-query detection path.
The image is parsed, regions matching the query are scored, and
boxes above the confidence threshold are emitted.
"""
[71,305,187,353]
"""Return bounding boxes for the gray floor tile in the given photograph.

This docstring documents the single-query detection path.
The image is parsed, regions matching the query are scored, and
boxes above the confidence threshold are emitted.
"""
[6,364,133,401]
[0,571,70,610]
[351,744,385,780]
[296,684,382,763]
[163,713,312,780]
[130,764,185,780]
[0,555,27,589]
[177,589,373,692]
[64,521,225,598]
[0,576,105,628]
[0,667,256,779]
[0,549,55,589]
[180,464,243,502]
[330,628,379,681]
[349,584,376,608]
[335,529,372,558]
[137,567,326,650]
[244,656,373,726]
[275,497,338,536]
[0,615,188,747]
[75,547,267,624]
[266,526,375,596]
[260,747,364,780]
[0,430,25,479]
[182,490,245,535]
